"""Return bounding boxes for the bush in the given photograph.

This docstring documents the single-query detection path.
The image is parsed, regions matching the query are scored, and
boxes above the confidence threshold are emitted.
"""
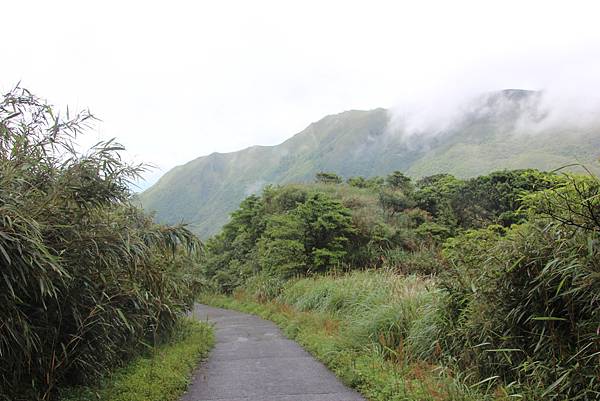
[439,175,600,399]
[382,247,445,275]
[0,87,202,400]
[258,214,307,278]
[315,171,342,184]
[204,188,356,290]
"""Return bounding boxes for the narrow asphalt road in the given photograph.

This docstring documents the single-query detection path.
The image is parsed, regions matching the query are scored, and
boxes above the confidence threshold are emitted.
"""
[180,304,366,401]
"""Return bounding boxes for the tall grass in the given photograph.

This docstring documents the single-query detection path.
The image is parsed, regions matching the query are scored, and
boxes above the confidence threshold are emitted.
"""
[281,270,429,314]
[279,271,436,359]
[0,87,202,400]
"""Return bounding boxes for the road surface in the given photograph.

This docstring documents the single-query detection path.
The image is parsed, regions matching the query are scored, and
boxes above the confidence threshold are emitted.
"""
[180,304,366,401]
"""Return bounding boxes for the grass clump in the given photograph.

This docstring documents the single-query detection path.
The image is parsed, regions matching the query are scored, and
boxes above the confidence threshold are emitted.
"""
[60,318,214,401]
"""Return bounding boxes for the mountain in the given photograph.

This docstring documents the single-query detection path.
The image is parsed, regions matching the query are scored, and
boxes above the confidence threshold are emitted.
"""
[139,90,600,237]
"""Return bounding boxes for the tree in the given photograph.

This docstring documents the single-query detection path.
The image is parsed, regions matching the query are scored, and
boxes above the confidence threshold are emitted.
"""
[379,172,416,216]
[262,185,308,213]
[203,194,266,291]
[378,188,415,215]
[257,214,307,278]
[315,171,342,184]
[414,173,461,229]
[386,171,413,193]
[347,176,368,188]
[451,169,555,228]
[295,192,355,271]
[347,175,385,190]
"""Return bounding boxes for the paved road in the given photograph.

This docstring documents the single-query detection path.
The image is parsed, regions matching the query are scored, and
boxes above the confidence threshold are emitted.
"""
[181,304,366,401]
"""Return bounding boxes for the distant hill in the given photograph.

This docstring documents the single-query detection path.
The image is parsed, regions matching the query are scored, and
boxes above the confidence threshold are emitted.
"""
[139,89,600,237]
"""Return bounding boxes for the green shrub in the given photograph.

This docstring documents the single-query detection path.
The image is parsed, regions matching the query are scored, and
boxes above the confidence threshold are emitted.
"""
[0,87,202,400]
[382,247,445,275]
[439,175,600,399]
[315,171,343,184]
[204,188,356,290]
[258,214,307,278]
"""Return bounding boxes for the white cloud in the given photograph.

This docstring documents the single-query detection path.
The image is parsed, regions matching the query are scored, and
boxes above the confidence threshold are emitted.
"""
[2,0,600,189]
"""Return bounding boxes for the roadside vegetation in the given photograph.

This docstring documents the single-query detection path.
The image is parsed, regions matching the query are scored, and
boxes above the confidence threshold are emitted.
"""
[60,318,214,401]
[201,167,600,400]
[3,84,597,400]
[0,87,212,401]
[202,282,491,401]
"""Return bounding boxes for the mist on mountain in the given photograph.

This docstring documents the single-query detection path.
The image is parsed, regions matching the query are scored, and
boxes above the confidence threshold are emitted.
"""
[139,89,600,237]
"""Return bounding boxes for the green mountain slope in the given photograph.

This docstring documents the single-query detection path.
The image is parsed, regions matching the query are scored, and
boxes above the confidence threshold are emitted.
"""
[139,90,600,237]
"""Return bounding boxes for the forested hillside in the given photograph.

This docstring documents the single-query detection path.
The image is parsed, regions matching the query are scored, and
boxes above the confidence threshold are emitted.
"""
[201,168,600,400]
[140,89,600,237]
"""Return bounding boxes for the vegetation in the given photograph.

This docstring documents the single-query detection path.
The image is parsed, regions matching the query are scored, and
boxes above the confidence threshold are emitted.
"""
[201,167,600,400]
[202,279,496,401]
[139,90,600,238]
[60,318,214,401]
[0,87,209,401]
[4,84,598,400]
[202,168,559,289]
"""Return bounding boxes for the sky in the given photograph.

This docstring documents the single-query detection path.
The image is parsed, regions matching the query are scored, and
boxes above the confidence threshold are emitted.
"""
[2,0,600,189]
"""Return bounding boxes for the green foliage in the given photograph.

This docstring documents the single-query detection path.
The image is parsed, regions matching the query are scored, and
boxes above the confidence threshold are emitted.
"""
[205,168,565,293]
[203,195,265,292]
[378,187,416,215]
[263,184,308,212]
[378,172,416,216]
[439,175,600,400]
[415,173,462,229]
[386,171,414,192]
[0,87,203,401]
[347,175,385,189]
[295,192,355,270]
[525,171,600,231]
[452,169,556,228]
[315,171,343,184]
[202,165,599,399]
[414,170,559,230]
[346,175,368,188]
[140,91,600,238]
[204,187,356,290]
[258,214,307,278]
[60,318,214,401]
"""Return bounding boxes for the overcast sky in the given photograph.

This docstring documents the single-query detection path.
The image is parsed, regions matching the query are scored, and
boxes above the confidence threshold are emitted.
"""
[3,0,600,189]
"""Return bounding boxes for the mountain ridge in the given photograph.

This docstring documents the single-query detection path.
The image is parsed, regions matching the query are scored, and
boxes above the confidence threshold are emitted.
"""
[139,90,600,237]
